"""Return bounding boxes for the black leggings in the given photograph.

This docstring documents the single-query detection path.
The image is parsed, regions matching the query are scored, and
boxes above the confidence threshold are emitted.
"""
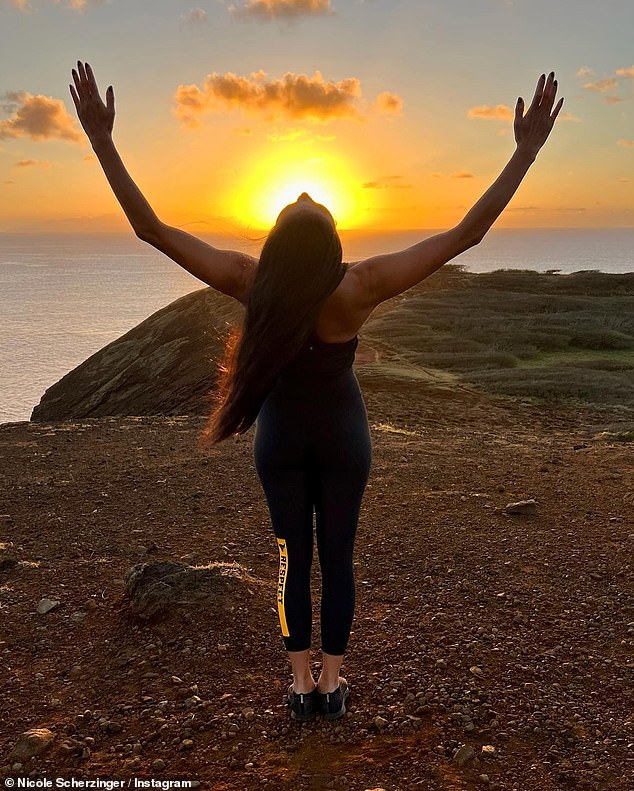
[254,368,372,655]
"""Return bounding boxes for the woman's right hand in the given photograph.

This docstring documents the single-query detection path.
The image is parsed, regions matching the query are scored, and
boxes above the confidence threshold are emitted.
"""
[514,72,564,158]
[69,60,115,144]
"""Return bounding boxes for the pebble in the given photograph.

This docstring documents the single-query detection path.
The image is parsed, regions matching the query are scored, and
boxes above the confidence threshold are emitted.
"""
[373,716,388,730]
[453,744,475,767]
[36,598,61,614]
[504,498,537,515]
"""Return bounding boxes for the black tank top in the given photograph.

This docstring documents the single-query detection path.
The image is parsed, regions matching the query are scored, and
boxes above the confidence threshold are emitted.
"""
[282,329,359,377]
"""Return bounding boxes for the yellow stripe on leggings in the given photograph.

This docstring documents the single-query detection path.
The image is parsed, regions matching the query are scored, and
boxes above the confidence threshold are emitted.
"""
[276,537,290,637]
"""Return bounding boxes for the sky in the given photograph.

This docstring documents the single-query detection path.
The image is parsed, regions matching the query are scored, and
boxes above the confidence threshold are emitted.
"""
[0,0,633,233]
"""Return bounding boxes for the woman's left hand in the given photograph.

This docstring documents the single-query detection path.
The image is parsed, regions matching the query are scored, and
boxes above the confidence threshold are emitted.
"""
[514,71,564,158]
[69,60,115,143]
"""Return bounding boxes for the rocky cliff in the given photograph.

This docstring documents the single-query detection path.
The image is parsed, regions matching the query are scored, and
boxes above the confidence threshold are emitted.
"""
[30,288,243,422]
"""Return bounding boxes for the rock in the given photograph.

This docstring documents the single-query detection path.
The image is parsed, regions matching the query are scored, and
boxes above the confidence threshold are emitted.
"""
[504,499,537,516]
[373,716,388,730]
[122,560,264,621]
[180,739,194,751]
[37,598,61,614]
[453,744,476,767]
[151,759,166,771]
[122,757,141,770]
[30,288,243,421]
[10,728,55,760]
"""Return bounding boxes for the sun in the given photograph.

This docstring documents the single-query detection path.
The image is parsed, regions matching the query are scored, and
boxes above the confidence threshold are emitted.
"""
[229,148,361,230]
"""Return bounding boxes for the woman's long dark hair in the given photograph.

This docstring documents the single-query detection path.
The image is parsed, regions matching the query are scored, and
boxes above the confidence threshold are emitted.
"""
[199,208,346,447]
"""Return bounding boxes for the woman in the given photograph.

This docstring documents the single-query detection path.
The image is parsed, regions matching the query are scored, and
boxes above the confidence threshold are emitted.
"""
[70,62,564,722]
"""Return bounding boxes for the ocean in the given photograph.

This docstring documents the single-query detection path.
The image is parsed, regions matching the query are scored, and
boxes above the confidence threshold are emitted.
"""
[1,228,633,424]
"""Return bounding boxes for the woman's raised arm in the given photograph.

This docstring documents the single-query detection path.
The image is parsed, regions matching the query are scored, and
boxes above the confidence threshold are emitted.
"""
[69,60,256,305]
[349,72,564,310]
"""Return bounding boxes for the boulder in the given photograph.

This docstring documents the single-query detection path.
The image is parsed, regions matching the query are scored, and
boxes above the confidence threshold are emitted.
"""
[10,728,55,761]
[122,560,265,621]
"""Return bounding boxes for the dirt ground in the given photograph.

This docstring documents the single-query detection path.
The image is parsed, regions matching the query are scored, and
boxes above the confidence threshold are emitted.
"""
[1,375,633,790]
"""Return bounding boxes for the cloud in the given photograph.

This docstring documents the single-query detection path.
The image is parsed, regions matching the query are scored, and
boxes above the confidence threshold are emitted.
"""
[0,91,82,143]
[617,139,634,148]
[15,158,51,168]
[468,103,581,124]
[228,0,334,21]
[374,91,403,116]
[10,0,107,10]
[431,171,474,180]
[615,66,634,78]
[467,104,514,121]
[173,70,364,125]
[583,78,618,93]
[362,175,412,189]
[506,206,587,214]
[576,66,593,79]
[179,7,208,28]
[1,180,16,184]
[604,96,626,105]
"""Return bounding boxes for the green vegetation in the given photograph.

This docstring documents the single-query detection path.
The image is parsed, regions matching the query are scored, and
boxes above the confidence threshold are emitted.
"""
[362,266,634,410]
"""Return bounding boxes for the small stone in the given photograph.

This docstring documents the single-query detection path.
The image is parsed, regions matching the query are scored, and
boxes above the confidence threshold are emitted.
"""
[151,759,166,771]
[180,739,194,750]
[37,598,61,614]
[469,666,483,676]
[504,499,537,516]
[453,744,475,767]
[481,745,496,756]
[373,716,388,730]
[242,708,256,721]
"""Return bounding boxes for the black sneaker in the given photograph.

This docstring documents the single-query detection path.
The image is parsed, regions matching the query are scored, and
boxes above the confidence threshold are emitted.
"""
[286,682,320,722]
[318,677,350,720]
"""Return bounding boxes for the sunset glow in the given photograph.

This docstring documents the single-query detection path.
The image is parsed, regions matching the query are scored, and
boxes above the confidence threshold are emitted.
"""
[1,1,633,233]
[230,148,362,230]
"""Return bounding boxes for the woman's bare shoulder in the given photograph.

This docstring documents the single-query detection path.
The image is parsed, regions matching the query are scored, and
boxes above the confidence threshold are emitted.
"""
[316,263,376,341]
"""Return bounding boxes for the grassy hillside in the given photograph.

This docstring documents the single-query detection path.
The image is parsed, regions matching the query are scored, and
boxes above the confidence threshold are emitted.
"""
[361,266,634,410]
